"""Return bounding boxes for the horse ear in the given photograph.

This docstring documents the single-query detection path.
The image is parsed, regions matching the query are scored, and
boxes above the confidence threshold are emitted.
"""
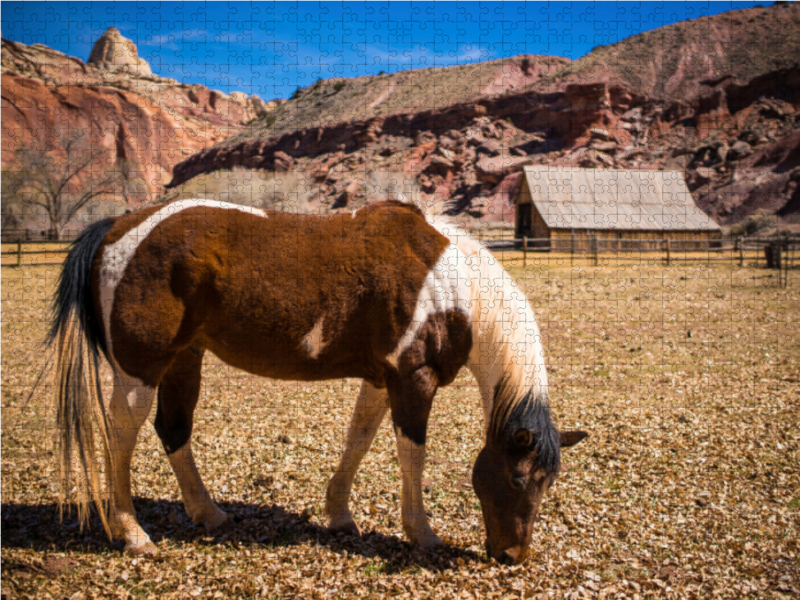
[513,428,534,448]
[560,431,588,448]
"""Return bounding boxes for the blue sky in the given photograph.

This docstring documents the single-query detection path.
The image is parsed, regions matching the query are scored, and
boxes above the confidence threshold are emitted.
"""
[2,1,766,99]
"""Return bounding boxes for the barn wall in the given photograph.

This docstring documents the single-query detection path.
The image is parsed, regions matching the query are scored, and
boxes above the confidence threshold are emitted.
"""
[548,229,721,251]
[530,206,550,246]
[515,184,553,243]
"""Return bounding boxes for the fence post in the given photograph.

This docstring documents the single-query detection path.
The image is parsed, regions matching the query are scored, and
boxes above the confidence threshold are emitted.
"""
[782,238,789,288]
[522,236,527,269]
[16,241,22,268]
[571,233,575,267]
[739,237,744,267]
[592,234,598,267]
[666,238,671,266]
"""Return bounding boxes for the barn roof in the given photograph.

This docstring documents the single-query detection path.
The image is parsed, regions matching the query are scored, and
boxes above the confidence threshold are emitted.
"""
[518,167,721,231]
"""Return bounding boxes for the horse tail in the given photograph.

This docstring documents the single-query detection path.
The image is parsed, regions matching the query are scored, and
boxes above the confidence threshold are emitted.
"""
[45,217,116,537]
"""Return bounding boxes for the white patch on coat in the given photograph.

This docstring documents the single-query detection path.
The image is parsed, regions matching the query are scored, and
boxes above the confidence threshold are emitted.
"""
[301,317,326,359]
[99,199,268,359]
[107,366,156,547]
[387,242,472,366]
[395,431,439,545]
[427,216,549,439]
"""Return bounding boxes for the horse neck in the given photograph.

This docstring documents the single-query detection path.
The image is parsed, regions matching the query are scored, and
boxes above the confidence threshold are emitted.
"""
[465,248,549,440]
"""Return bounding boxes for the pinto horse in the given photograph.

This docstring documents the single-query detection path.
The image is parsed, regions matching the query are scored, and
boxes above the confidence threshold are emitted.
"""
[46,199,586,565]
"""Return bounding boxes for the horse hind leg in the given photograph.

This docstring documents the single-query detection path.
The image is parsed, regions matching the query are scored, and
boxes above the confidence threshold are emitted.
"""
[155,348,230,532]
[325,382,389,535]
[107,371,158,556]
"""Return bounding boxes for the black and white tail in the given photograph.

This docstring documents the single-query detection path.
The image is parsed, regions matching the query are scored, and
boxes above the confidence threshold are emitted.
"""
[45,217,116,536]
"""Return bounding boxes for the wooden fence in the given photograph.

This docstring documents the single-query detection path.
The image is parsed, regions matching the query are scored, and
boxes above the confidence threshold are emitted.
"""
[1,240,73,267]
[4,235,799,287]
[485,235,799,285]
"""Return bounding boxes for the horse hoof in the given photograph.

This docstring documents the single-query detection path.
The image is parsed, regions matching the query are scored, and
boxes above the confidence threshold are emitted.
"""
[207,512,233,534]
[417,534,444,551]
[327,518,361,537]
[125,540,159,558]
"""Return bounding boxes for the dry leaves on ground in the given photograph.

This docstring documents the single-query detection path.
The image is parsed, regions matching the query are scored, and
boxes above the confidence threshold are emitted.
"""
[2,255,799,599]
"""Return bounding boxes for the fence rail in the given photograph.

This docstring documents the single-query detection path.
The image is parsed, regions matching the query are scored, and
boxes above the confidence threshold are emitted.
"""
[4,235,799,286]
[1,239,72,267]
[484,235,799,286]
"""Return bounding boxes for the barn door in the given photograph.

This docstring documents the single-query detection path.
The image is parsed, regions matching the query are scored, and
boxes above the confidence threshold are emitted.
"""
[517,204,532,238]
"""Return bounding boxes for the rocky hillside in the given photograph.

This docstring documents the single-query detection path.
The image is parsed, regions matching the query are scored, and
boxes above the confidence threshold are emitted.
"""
[166,3,800,229]
[1,27,282,211]
[531,3,800,103]
[219,55,569,147]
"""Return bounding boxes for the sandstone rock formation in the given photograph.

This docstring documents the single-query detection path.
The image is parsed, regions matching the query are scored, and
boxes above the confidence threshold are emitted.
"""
[1,35,282,222]
[87,27,151,76]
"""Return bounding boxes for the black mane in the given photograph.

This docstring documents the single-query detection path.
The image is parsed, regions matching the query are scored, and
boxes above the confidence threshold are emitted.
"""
[496,387,562,475]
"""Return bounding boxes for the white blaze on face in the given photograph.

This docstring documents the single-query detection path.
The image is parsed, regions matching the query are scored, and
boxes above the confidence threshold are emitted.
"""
[301,317,327,359]
[387,242,472,366]
[98,199,268,358]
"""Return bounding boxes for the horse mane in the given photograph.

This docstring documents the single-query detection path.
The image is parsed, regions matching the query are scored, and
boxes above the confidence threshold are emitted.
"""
[422,209,553,451]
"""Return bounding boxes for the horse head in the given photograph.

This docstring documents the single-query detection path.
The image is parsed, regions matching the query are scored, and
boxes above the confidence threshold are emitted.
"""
[472,398,587,565]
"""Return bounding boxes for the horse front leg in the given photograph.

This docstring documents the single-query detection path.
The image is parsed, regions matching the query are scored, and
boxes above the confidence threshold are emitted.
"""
[325,381,389,535]
[389,366,442,550]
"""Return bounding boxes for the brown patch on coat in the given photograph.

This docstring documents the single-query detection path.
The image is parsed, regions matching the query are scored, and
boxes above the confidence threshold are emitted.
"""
[94,200,450,388]
[388,310,472,445]
[90,203,165,369]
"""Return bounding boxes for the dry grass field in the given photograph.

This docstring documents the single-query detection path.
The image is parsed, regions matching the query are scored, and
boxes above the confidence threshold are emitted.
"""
[2,251,799,599]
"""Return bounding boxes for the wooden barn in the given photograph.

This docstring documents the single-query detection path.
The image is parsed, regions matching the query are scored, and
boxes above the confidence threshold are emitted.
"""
[514,167,721,250]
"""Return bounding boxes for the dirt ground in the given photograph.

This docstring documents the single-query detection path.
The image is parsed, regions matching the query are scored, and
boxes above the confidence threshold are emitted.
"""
[2,251,799,599]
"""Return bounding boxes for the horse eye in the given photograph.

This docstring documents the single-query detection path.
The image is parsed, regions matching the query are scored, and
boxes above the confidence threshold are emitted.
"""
[511,476,526,490]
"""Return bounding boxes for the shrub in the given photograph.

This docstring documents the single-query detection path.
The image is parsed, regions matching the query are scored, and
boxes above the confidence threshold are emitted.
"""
[730,213,778,236]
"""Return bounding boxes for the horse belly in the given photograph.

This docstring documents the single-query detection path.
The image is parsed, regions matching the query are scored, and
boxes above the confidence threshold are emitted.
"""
[201,286,391,385]
[204,332,370,382]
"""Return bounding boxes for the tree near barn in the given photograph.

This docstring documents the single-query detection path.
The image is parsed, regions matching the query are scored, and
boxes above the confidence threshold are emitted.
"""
[2,130,145,240]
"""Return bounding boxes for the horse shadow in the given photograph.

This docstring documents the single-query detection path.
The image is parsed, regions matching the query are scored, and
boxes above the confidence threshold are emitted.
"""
[1,497,484,573]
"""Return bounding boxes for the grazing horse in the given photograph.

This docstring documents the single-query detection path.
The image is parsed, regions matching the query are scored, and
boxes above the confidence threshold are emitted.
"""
[47,199,586,565]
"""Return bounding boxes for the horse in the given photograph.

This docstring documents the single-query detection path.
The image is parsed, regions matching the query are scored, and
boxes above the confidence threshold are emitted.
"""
[46,198,587,565]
